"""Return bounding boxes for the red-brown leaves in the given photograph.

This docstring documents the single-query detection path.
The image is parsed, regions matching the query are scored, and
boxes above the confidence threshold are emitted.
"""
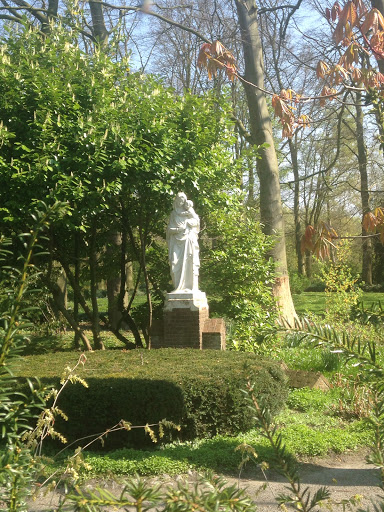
[320,86,338,106]
[197,40,237,82]
[271,94,294,137]
[301,222,338,259]
[360,8,384,35]
[317,61,330,79]
[338,43,359,70]
[363,208,384,244]
[326,2,342,22]
[271,91,308,138]
[325,1,384,67]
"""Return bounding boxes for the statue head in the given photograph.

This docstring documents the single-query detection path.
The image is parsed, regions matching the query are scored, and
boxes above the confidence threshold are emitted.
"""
[174,192,187,210]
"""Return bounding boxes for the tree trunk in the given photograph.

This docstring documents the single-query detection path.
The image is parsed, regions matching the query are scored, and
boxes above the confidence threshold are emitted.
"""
[139,224,152,348]
[73,232,81,349]
[235,0,296,325]
[88,0,109,45]
[289,137,304,275]
[356,93,373,285]
[49,281,93,351]
[89,219,104,349]
[56,263,68,310]
[304,249,312,279]
[41,0,59,33]
[106,231,128,330]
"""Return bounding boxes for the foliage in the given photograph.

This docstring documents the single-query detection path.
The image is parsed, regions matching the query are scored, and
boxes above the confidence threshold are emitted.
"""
[61,472,254,512]
[0,202,65,511]
[352,299,384,326]
[0,25,245,348]
[36,405,372,479]
[287,316,384,502]
[320,241,363,322]
[202,203,277,351]
[301,222,338,260]
[14,349,288,449]
[363,207,384,245]
[197,40,237,81]
[244,382,332,512]
[288,272,312,294]
[286,387,339,412]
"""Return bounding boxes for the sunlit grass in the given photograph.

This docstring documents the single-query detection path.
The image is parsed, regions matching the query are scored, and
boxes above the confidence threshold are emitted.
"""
[293,291,384,316]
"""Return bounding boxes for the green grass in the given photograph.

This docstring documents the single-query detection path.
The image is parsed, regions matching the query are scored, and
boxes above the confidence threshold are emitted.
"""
[292,291,384,317]
[37,387,373,479]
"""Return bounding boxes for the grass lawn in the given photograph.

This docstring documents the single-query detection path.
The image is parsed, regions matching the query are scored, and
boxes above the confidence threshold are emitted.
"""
[293,291,384,316]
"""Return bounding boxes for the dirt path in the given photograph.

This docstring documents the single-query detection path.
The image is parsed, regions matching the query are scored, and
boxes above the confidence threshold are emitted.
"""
[28,451,383,511]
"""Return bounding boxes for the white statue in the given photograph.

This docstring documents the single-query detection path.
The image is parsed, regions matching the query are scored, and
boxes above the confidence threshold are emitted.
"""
[167,192,200,292]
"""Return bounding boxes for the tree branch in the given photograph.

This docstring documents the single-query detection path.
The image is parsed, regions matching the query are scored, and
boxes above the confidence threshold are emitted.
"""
[280,0,304,41]
[12,0,47,24]
[100,2,211,43]
[230,113,253,143]
[258,4,299,15]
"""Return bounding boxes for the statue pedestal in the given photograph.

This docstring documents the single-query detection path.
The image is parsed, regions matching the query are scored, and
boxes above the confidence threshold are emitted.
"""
[151,291,226,350]
[163,291,209,349]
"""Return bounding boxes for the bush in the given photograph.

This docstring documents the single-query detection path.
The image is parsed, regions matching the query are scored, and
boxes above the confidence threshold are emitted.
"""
[202,204,278,351]
[15,349,288,449]
[288,272,312,294]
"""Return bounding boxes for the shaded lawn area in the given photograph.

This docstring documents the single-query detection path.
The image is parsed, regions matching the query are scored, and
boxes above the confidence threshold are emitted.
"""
[292,292,384,317]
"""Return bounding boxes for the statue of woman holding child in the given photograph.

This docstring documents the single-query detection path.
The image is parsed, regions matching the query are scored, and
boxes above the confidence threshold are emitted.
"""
[166,192,200,292]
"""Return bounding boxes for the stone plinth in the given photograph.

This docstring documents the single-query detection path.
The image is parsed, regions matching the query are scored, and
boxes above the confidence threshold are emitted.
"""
[286,370,331,390]
[164,291,208,312]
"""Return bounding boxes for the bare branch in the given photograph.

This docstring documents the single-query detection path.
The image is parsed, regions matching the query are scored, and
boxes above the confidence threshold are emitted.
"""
[12,0,47,23]
[280,0,304,40]
[153,3,193,9]
[230,113,253,143]
[0,13,22,21]
[258,4,300,15]
[100,2,211,43]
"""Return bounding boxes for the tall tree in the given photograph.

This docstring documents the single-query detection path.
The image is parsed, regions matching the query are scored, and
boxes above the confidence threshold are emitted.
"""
[233,0,297,323]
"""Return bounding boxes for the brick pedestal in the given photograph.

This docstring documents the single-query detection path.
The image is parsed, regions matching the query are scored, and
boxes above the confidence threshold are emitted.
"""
[163,291,208,348]
[164,306,209,348]
[150,291,226,350]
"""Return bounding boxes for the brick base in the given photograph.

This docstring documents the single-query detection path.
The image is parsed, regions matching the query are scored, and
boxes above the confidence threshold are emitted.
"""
[162,307,209,348]
[150,308,226,350]
[202,318,226,350]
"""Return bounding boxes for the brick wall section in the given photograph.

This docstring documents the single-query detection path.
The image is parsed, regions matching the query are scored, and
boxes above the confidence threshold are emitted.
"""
[202,318,226,350]
[161,307,209,348]
[150,310,226,350]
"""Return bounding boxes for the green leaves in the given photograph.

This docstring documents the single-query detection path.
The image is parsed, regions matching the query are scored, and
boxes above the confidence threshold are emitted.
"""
[203,202,277,350]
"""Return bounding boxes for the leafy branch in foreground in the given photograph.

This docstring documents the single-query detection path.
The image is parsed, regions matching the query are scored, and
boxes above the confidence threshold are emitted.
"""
[60,472,254,512]
[0,201,66,512]
[288,318,384,508]
[291,317,382,374]
[244,381,330,512]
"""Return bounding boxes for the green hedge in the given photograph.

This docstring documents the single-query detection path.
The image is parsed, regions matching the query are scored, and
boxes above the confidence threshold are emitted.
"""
[14,349,287,449]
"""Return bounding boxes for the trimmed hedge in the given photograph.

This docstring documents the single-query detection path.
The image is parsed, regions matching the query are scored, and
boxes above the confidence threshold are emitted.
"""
[14,349,287,449]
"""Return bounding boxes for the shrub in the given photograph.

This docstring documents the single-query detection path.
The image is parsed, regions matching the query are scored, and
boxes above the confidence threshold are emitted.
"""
[202,203,278,351]
[15,349,288,449]
[320,241,362,322]
[288,272,312,294]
